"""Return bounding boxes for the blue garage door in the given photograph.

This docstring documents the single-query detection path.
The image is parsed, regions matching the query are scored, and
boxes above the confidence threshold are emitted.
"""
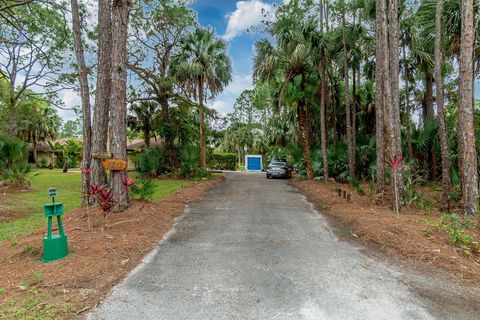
[247,157,262,171]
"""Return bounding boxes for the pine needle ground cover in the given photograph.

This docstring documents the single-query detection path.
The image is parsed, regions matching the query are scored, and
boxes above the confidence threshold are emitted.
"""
[0,175,222,319]
[292,179,480,286]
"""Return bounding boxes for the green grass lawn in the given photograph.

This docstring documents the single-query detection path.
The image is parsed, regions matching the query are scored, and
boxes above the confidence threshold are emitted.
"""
[0,169,190,241]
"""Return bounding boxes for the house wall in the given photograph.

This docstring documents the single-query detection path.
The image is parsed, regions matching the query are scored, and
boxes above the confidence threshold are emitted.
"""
[34,152,54,166]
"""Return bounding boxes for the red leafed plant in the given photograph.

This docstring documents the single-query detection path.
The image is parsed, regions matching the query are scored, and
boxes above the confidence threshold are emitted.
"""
[97,187,113,214]
[388,156,403,172]
[122,177,134,191]
[81,166,90,175]
[90,184,113,217]
[90,184,101,195]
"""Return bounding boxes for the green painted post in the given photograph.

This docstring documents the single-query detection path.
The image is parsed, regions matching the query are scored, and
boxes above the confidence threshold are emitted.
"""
[41,187,68,263]
[47,216,52,239]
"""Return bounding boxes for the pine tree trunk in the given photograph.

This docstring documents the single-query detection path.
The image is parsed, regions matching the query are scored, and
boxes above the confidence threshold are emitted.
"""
[344,59,354,178]
[298,101,313,180]
[343,12,355,179]
[319,0,328,180]
[198,78,207,169]
[320,60,329,180]
[388,0,404,210]
[425,73,436,180]
[353,66,359,166]
[159,94,175,167]
[403,43,414,161]
[7,101,16,138]
[435,0,452,211]
[90,0,111,188]
[458,0,478,216]
[8,54,17,139]
[375,0,386,193]
[71,0,92,206]
[109,0,130,212]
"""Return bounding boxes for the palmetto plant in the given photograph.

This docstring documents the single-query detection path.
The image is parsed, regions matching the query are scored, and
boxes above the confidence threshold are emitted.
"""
[253,13,318,180]
[170,27,232,169]
[0,136,31,186]
[17,100,60,167]
[127,101,160,148]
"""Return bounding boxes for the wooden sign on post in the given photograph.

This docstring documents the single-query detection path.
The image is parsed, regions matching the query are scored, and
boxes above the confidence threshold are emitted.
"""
[102,159,127,171]
[92,152,112,159]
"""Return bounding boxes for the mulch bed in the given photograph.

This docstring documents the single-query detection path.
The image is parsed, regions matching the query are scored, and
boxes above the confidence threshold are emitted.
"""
[0,176,223,318]
[291,179,480,286]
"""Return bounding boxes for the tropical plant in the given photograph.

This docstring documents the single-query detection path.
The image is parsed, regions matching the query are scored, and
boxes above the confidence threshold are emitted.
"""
[17,99,61,167]
[179,144,200,178]
[53,138,83,172]
[130,178,156,201]
[171,27,232,169]
[135,147,165,177]
[0,136,32,186]
[127,102,160,148]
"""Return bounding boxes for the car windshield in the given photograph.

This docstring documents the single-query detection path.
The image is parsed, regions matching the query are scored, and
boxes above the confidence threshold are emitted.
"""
[270,162,286,167]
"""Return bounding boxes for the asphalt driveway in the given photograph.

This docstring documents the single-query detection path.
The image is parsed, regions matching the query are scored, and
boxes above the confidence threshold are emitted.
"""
[89,172,478,320]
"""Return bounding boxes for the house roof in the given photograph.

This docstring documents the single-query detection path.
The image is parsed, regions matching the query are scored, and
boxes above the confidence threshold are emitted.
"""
[127,137,162,150]
[28,138,83,153]
[29,137,161,153]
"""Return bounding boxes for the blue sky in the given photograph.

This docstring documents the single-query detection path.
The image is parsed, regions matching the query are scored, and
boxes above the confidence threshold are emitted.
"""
[192,0,480,116]
[190,0,283,114]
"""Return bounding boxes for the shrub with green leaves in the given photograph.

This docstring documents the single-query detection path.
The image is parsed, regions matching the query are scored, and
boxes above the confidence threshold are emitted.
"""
[210,152,236,171]
[349,176,364,195]
[0,136,32,186]
[180,144,199,178]
[437,213,479,255]
[135,147,165,177]
[130,178,156,201]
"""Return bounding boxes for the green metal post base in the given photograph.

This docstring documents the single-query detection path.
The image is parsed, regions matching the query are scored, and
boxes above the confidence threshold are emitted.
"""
[41,234,68,263]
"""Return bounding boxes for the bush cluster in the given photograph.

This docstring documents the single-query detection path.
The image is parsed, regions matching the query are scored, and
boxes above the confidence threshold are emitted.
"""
[130,178,156,201]
[209,152,236,171]
[134,147,166,177]
[0,136,32,186]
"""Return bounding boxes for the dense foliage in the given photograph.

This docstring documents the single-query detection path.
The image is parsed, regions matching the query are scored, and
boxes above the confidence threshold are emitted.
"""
[209,153,237,171]
[0,136,31,186]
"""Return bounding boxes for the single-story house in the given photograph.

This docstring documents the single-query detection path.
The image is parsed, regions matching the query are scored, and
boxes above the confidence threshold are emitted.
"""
[28,138,80,166]
[28,137,162,169]
[127,137,163,170]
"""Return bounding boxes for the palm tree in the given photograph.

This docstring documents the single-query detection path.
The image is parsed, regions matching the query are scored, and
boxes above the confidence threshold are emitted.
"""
[253,11,318,180]
[171,27,232,169]
[127,101,160,148]
[17,100,60,167]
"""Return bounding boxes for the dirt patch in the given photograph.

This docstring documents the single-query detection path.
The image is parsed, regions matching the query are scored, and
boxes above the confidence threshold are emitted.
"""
[291,179,480,286]
[0,176,223,318]
[0,207,27,223]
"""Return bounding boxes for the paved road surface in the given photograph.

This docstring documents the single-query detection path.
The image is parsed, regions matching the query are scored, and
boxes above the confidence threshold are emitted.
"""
[89,172,478,320]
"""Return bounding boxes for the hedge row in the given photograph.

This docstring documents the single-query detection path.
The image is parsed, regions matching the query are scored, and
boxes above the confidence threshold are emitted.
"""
[210,152,236,171]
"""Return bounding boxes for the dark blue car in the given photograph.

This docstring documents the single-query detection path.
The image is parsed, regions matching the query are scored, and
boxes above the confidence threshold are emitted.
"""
[266,160,292,179]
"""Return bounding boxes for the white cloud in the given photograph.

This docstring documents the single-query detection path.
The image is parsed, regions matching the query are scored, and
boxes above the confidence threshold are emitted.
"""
[211,73,253,115]
[212,100,230,113]
[224,74,253,95]
[221,0,275,41]
[58,89,81,121]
